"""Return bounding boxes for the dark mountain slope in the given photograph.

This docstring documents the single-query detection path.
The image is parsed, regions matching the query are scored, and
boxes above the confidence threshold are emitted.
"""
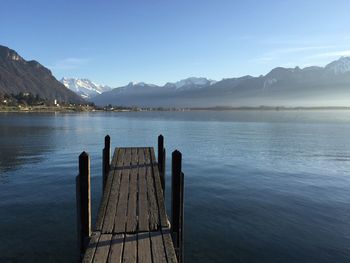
[0,45,85,103]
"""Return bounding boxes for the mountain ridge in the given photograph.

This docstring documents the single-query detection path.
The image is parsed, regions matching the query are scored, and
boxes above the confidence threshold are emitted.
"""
[91,57,350,107]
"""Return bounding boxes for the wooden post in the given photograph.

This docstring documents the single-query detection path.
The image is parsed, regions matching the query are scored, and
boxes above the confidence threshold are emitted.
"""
[75,176,81,262]
[171,150,184,262]
[76,151,91,260]
[158,135,165,193]
[162,148,166,196]
[102,135,110,190]
[179,171,184,263]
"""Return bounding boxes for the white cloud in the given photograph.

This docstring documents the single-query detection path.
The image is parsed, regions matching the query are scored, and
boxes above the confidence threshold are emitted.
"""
[260,34,350,46]
[251,45,333,64]
[307,50,350,59]
[251,33,350,65]
[51,57,91,70]
[270,45,334,55]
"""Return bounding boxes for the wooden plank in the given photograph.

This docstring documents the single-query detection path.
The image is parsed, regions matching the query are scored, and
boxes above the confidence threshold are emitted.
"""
[81,146,179,263]
[83,148,177,263]
[126,148,138,233]
[122,234,137,262]
[150,148,168,227]
[150,231,167,263]
[138,148,149,232]
[137,232,152,263]
[95,171,114,231]
[96,148,120,231]
[145,148,159,230]
[114,148,132,233]
[93,234,112,263]
[162,229,177,263]
[144,147,151,165]
[107,234,124,263]
[82,231,101,263]
[110,147,119,169]
[102,149,125,233]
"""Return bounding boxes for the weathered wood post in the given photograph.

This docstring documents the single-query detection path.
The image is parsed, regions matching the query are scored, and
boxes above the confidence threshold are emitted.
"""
[171,150,184,263]
[158,135,165,194]
[162,148,166,194]
[179,171,184,263]
[102,135,110,191]
[76,151,91,261]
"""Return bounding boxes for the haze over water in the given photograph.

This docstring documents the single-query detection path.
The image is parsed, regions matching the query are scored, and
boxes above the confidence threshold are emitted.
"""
[1,111,350,262]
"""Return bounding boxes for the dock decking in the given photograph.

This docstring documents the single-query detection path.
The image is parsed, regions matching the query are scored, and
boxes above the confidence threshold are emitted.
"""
[76,136,184,263]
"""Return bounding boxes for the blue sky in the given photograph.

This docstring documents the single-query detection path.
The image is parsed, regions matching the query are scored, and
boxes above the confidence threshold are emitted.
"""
[1,0,350,87]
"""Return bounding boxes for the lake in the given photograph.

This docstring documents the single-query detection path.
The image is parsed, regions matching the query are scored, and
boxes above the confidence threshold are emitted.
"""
[1,111,350,262]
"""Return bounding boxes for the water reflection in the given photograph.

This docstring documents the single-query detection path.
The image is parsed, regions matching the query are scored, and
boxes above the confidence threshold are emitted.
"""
[0,115,57,176]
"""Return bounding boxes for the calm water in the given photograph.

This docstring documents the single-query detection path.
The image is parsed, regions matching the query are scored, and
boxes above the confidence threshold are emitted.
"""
[1,111,350,262]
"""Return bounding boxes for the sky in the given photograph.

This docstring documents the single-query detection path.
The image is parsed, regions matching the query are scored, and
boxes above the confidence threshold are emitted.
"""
[1,0,350,87]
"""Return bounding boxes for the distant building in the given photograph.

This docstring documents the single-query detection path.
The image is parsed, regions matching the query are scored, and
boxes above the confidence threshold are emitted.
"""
[54,99,59,107]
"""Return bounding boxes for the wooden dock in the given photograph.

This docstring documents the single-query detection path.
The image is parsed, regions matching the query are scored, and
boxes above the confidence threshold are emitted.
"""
[76,136,184,263]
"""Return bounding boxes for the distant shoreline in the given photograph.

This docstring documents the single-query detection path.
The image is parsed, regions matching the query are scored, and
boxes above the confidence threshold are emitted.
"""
[1,105,350,113]
[187,106,350,111]
[0,105,96,113]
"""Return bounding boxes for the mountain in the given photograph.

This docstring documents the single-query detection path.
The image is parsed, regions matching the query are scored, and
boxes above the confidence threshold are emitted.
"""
[92,77,217,106]
[0,45,84,103]
[92,57,350,107]
[164,77,217,90]
[324,56,350,74]
[60,78,112,99]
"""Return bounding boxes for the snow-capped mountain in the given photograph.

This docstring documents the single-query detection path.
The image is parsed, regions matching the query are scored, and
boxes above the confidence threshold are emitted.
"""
[165,77,216,90]
[127,81,158,87]
[60,78,112,99]
[325,56,350,74]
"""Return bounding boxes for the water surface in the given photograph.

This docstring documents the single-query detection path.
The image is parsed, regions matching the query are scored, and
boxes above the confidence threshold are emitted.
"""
[1,111,350,262]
